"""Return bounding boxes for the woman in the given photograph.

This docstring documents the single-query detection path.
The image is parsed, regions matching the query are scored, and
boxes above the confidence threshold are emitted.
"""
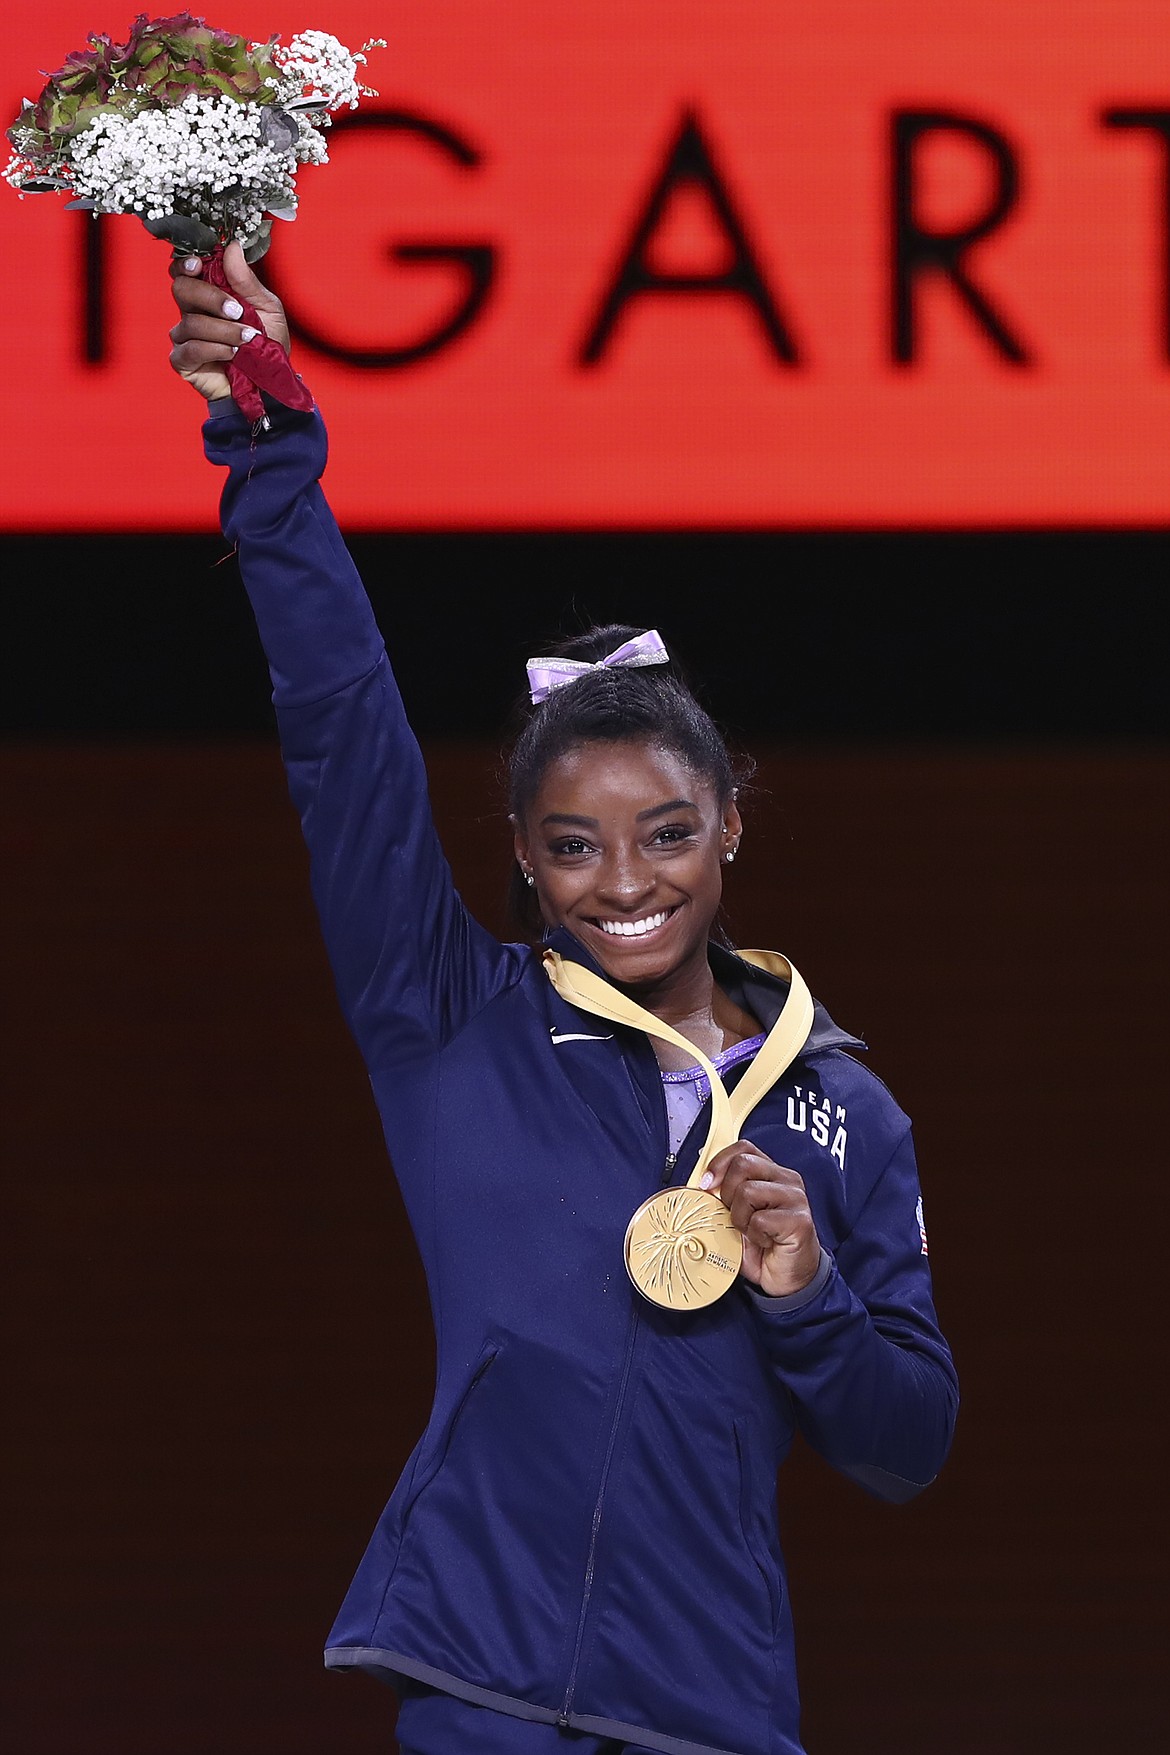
[168,244,957,1755]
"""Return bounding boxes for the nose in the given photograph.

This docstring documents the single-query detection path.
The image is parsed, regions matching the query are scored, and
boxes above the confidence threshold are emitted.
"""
[596,845,655,909]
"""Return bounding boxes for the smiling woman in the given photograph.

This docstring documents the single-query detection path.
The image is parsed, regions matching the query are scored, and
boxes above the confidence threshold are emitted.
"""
[167,243,957,1755]
[508,641,747,1058]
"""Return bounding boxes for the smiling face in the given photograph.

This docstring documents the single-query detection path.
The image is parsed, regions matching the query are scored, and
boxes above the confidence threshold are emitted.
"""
[513,738,741,999]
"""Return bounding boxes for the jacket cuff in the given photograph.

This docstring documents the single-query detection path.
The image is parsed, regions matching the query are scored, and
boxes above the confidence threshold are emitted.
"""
[201,394,314,434]
[740,1247,834,1316]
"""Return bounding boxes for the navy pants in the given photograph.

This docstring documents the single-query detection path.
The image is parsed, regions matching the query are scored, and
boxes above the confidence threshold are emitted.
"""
[395,1685,660,1753]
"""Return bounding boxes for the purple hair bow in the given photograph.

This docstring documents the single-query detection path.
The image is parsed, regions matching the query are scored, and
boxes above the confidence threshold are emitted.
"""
[526,629,669,704]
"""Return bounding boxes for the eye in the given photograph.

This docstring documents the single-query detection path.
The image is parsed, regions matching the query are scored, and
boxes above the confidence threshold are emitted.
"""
[651,824,697,846]
[550,835,594,857]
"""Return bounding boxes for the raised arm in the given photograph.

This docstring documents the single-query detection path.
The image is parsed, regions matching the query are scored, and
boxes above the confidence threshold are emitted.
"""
[169,246,520,1066]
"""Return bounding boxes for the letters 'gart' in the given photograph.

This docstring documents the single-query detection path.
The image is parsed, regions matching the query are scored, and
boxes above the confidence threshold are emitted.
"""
[7,0,1170,528]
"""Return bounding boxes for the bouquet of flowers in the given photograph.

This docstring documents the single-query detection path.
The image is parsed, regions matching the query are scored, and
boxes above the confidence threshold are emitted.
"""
[5,14,384,419]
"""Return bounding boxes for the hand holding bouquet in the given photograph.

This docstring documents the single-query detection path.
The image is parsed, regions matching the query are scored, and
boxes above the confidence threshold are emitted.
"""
[5,14,384,421]
[170,240,292,408]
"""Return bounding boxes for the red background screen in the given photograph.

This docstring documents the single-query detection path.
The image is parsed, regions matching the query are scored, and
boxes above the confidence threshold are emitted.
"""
[5,1,1170,529]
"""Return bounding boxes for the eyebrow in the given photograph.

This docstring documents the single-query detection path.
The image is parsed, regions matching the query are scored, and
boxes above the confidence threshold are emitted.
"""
[539,799,699,829]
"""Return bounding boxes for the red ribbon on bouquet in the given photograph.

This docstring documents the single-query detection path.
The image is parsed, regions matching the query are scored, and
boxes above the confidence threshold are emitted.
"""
[202,245,314,425]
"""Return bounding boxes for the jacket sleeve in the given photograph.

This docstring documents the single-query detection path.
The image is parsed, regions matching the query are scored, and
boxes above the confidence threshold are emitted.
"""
[744,1125,959,1502]
[202,401,520,1067]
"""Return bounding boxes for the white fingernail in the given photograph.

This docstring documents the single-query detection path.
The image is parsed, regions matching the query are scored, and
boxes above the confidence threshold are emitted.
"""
[700,1171,714,1191]
[183,256,202,273]
[222,298,244,320]
[240,325,260,342]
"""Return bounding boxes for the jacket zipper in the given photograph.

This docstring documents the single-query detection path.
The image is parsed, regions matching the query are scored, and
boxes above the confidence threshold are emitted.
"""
[558,1297,640,1726]
[558,1152,675,1725]
[559,1065,674,1727]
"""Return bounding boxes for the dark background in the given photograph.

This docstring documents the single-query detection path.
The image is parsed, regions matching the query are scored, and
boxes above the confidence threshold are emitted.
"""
[2,539,1166,740]
[2,542,1167,1754]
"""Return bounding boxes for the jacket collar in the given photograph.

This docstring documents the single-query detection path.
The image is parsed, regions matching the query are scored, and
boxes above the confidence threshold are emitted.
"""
[708,941,864,1055]
[542,928,865,1057]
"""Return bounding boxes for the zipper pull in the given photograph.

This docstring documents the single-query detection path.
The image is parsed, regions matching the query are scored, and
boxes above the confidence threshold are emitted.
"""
[661,1151,678,1185]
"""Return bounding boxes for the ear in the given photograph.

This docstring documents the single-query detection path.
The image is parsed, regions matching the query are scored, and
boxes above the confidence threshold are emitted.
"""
[721,798,743,848]
[511,815,530,874]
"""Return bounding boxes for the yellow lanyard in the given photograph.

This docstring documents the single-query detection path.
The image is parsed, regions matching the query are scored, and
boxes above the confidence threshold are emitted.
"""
[542,948,814,1183]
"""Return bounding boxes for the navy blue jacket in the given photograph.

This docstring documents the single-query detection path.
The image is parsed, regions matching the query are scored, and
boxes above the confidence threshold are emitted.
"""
[205,401,958,1755]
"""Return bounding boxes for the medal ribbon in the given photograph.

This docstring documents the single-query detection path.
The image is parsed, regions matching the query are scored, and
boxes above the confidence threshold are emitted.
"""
[542,949,814,1183]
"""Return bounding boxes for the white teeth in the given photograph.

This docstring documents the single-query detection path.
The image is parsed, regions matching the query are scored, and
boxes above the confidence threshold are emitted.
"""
[598,910,670,937]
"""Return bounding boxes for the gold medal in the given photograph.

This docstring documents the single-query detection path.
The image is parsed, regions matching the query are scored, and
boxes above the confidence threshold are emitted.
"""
[542,947,814,1314]
[624,1186,743,1310]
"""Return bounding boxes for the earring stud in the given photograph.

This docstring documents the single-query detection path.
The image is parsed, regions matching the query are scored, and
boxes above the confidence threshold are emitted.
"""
[724,848,736,864]
[525,871,535,887]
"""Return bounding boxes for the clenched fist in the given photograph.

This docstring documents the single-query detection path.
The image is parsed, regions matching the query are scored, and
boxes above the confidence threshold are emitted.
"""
[703,1141,822,1298]
[168,241,290,402]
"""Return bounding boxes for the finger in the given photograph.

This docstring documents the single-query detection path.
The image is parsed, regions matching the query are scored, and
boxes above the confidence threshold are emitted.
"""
[731,1202,815,1269]
[168,254,205,280]
[169,274,249,323]
[170,312,260,348]
[727,1178,807,1235]
[732,1190,807,1239]
[729,1174,805,1211]
[704,1141,780,1197]
[222,241,282,314]
[170,339,237,374]
[703,1142,751,1193]
[745,1217,819,1275]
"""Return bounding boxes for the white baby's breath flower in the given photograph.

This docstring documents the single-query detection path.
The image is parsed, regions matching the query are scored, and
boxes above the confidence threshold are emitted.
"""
[8,26,382,251]
[272,30,385,113]
[66,93,302,238]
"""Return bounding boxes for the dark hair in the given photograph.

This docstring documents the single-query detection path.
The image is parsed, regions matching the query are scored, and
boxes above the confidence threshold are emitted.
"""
[506,624,748,937]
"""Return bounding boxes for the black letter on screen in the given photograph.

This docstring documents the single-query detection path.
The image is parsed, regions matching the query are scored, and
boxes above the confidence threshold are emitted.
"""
[80,211,108,365]
[579,109,800,366]
[891,110,1031,364]
[265,110,495,368]
[1101,109,1170,361]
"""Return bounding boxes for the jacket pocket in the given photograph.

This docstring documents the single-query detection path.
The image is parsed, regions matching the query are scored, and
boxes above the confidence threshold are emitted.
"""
[398,1339,501,1540]
[734,1417,783,1632]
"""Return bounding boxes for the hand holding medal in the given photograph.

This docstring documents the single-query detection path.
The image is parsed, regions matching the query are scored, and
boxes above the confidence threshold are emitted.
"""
[544,948,820,1311]
[700,1140,821,1299]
